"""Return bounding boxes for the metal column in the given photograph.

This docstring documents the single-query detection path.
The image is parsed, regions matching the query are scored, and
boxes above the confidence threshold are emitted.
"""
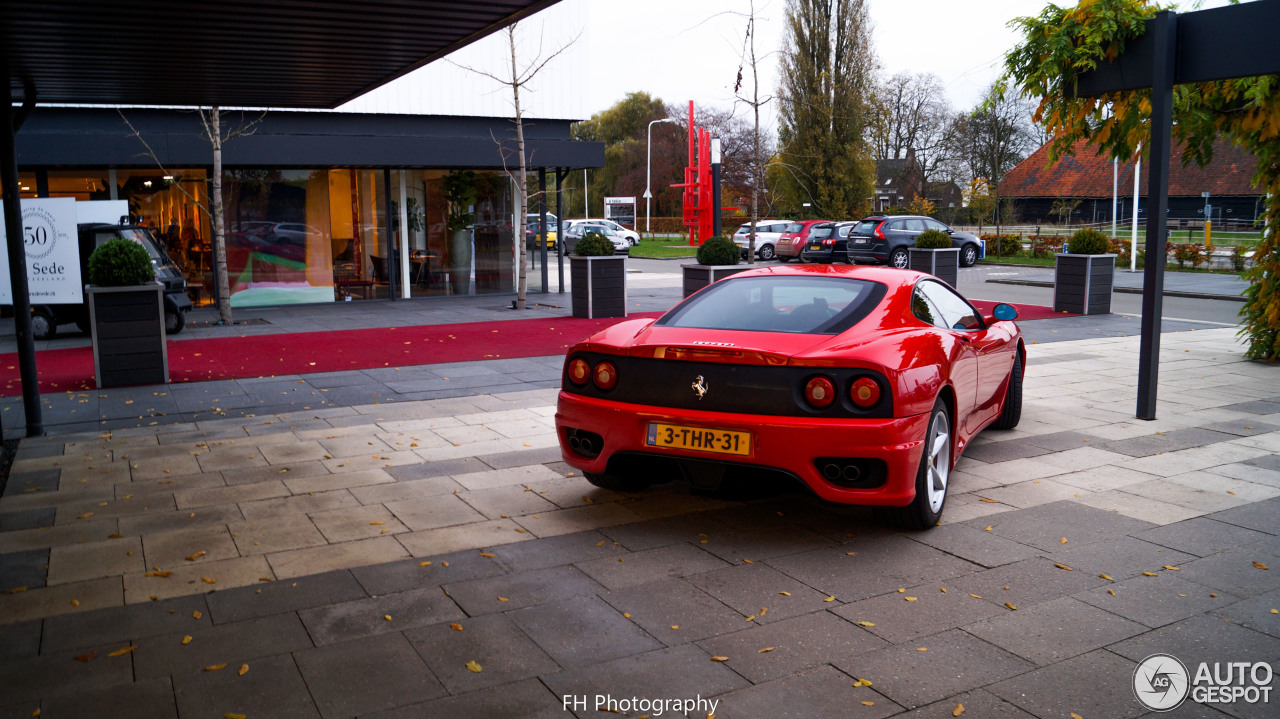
[1136,11,1177,421]
[539,170,548,293]
[1,68,44,436]
[556,169,568,293]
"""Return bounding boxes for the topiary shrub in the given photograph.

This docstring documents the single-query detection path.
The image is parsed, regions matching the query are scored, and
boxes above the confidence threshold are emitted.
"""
[573,230,616,257]
[88,238,155,286]
[913,229,953,249]
[696,235,740,265]
[1066,227,1113,255]
[981,234,1023,256]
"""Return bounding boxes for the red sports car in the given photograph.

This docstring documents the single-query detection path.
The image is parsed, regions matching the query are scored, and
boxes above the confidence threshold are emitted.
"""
[555,264,1025,529]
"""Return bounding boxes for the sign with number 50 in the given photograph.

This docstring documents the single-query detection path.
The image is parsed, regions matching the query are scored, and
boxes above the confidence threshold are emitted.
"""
[0,197,82,304]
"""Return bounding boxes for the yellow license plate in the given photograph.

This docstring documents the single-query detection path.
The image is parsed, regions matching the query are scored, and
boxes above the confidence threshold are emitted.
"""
[646,423,751,456]
[809,245,822,251]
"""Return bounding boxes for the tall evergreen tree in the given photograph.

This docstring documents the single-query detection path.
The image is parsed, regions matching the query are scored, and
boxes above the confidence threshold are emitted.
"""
[776,0,878,219]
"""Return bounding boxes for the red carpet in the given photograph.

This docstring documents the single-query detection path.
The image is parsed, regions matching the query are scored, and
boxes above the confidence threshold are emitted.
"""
[970,300,1074,323]
[0,301,1072,396]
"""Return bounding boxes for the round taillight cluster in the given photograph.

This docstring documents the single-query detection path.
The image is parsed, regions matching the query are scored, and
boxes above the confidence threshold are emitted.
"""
[567,358,590,385]
[568,357,618,390]
[851,377,881,408]
[804,377,835,408]
[593,361,618,390]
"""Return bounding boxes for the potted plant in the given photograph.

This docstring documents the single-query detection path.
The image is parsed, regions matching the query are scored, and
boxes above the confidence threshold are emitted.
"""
[85,237,168,388]
[442,170,477,295]
[682,235,748,298]
[570,230,626,319]
[1054,227,1116,315]
[908,228,961,287]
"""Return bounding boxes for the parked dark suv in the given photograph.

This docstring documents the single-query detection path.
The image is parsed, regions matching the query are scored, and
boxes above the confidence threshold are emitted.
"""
[800,221,858,263]
[845,215,985,268]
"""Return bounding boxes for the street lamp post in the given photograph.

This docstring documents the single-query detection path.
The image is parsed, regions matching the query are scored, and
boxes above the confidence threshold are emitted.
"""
[645,118,677,233]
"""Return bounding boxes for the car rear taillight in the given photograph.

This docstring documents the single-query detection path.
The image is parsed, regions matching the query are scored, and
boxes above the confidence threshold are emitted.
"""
[874,222,887,240]
[823,238,834,246]
[804,377,835,408]
[593,361,618,390]
[567,358,590,385]
[850,378,881,408]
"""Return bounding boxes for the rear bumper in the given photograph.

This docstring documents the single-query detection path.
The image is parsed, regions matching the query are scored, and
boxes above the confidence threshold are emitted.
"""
[555,391,929,507]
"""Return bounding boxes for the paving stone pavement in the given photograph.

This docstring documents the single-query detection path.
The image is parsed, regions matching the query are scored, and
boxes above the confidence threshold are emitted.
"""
[0,327,1278,718]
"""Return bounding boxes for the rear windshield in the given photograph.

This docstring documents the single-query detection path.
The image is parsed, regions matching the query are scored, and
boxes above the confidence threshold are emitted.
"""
[850,220,880,237]
[808,226,834,240]
[657,276,887,334]
[785,222,804,233]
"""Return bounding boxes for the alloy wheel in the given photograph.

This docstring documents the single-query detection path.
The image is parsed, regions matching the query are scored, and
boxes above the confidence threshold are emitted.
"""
[925,410,950,513]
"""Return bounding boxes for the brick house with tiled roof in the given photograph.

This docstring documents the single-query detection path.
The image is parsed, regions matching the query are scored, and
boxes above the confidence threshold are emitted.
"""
[1000,139,1265,228]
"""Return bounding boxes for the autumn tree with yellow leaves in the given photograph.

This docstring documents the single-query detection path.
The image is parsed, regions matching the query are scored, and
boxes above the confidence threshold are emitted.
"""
[1001,0,1280,360]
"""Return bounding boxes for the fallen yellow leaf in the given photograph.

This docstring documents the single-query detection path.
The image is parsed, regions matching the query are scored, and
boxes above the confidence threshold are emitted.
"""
[201,577,216,584]
[224,714,246,719]
[204,663,227,672]
[1253,561,1270,570]
[905,596,918,601]
[419,561,432,567]
[745,615,757,622]
[978,498,998,503]
[4,586,27,595]
[1054,563,1074,571]
[1005,602,1017,610]
[1142,572,1159,577]
[1107,589,1116,596]
[185,551,207,561]
[497,596,509,602]
[710,656,730,662]
[1163,565,1181,571]
[441,561,449,567]
[671,625,680,629]
[853,678,873,687]
[193,611,203,619]
[856,621,876,627]
[983,526,993,531]
[915,647,927,652]
[758,647,775,653]
[759,607,767,616]
[1099,574,1114,581]
[1060,537,1068,544]
[70,599,80,607]
[954,703,965,716]
[1071,713,1083,719]
[861,701,876,706]
[479,553,496,558]
[107,645,137,657]
[465,660,483,673]
[824,595,836,602]
[237,664,249,676]
[779,591,792,596]
[450,623,463,631]
[181,635,193,645]
[1270,609,1278,614]
[968,593,982,599]
[384,615,392,622]
[145,571,172,578]
[623,613,631,619]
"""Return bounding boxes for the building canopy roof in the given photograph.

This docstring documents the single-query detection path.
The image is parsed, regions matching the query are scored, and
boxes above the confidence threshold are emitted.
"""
[1000,138,1262,199]
[2,0,558,108]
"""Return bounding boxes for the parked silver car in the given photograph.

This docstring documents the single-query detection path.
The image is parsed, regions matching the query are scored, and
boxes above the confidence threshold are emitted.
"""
[732,220,790,260]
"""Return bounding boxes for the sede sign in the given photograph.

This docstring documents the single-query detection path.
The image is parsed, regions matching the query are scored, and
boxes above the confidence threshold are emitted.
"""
[0,197,82,304]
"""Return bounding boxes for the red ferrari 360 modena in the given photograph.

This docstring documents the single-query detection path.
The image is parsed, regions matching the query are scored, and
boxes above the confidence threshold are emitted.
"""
[555,264,1025,529]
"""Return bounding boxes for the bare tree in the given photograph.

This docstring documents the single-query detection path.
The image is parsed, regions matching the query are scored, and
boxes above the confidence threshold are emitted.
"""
[451,23,579,310]
[732,0,775,263]
[956,85,1037,239]
[872,72,957,195]
[119,107,265,324]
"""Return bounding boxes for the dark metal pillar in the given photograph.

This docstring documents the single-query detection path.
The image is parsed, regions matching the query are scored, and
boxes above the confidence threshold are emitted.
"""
[1,70,44,436]
[555,169,568,293]
[1136,10,1177,421]
[383,169,397,300]
[538,169,548,294]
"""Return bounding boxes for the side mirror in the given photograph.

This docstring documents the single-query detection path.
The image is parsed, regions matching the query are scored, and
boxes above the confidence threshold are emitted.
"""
[992,303,1018,321]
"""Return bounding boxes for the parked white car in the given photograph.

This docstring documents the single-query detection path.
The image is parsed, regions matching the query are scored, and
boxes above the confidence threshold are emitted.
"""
[733,220,790,260]
[563,219,640,246]
[564,223,630,254]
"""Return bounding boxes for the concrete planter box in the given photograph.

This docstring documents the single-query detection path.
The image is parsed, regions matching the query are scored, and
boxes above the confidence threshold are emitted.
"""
[570,255,627,319]
[908,247,960,287]
[682,264,750,298]
[87,283,168,388]
[1053,253,1116,315]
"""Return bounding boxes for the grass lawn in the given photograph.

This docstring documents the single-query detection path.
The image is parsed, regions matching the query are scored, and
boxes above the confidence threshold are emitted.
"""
[630,237,698,258]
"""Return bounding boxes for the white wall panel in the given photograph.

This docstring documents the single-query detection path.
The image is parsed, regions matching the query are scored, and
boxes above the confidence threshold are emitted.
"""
[338,0,588,120]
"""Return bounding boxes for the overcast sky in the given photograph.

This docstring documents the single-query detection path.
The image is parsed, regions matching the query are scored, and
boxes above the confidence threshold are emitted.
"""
[583,0,1230,128]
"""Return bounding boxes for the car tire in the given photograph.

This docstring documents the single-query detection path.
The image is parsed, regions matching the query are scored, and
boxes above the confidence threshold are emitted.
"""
[992,352,1024,430]
[584,471,651,492]
[889,247,910,269]
[961,244,979,267]
[884,397,951,530]
[31,307,56,340]
[758,244,775,261]
[166,307,186,335]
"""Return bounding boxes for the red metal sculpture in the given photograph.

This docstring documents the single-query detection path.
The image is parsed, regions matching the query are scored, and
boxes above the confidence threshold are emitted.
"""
[671,101,714,245]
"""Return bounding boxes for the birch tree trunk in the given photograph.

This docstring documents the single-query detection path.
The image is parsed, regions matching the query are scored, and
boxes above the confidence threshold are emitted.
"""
[210,108,232,324]
[512,30,529,310]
